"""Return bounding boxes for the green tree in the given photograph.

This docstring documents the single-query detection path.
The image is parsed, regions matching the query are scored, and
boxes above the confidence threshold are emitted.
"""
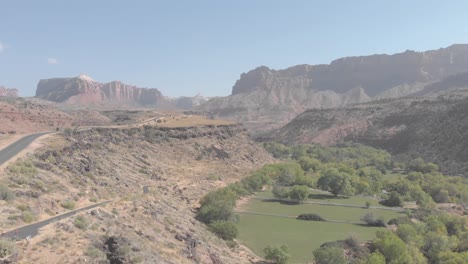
[263,245,290,264]
[272,185,289,199]
[288,185,309,203]
[197,188,237,224]
[317,169,354,197]
[313,246,346,264]
[437,251,468,264]
[380,192,403,207]
[357,251,386,264]
[373,230,410,264]
[208,220,238,240]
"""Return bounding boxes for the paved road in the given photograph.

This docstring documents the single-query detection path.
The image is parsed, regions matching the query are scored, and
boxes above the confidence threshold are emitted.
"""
[0,132,51,166]
[1,201,110,241]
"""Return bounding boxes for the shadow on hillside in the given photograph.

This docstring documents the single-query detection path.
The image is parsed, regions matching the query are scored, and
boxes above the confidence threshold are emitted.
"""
[251,261,270,264]
[308,193,350,200]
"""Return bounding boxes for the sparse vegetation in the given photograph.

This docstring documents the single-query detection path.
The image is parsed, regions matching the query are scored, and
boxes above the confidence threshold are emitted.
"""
[61,200,76,210]
[0,184,15,201]
[0,239,16,258]
[74,215,89,230]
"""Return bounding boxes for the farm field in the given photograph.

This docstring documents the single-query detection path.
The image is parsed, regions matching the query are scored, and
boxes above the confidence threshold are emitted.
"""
[237,191,402,263]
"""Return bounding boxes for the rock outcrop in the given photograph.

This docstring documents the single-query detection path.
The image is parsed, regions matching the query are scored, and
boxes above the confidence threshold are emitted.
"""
[199,44,468,133]
[0,86,19,97]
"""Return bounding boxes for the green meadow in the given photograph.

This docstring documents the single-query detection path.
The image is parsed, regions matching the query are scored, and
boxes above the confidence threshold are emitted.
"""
[237,191,402,263]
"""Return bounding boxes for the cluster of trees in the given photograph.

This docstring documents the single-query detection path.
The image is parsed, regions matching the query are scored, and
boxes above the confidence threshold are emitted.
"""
[196,163,301,240]
[197,141,468,263]
[312,211,468,264]
[263,142,468,207]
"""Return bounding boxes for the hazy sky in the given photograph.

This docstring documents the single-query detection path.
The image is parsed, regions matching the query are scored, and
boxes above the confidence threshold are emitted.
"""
[2,0,468,97]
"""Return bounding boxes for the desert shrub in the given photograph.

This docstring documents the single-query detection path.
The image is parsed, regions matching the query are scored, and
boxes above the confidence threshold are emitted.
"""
[361,213,386,227]
[0,184,15,201]
[0,239,16,258]
[85,246,106,259]
[16,204,29,211]
[208,220,238,240]
[61,200,76,210]
[297,213,326,222]
[8,160,37,176]
[264,245,290,264]
[74,215,89,230]
[21,211,36,223]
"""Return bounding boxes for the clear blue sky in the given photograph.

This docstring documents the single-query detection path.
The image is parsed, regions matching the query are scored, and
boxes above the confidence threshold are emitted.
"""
[2,0,468,97]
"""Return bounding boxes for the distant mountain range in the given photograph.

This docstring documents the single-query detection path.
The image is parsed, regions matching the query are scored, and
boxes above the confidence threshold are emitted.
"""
[199,44,468,132]
[35,74,209,110]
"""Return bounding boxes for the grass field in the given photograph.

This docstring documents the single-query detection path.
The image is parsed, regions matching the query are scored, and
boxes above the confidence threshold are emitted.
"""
[237,191,403,263]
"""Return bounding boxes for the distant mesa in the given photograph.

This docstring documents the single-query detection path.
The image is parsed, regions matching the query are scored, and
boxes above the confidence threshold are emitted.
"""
[35,74,209,110]
[0,86,20,97]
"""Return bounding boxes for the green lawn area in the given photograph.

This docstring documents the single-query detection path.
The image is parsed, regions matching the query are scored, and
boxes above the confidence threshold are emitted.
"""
[237,191,403,263]
[238,214,386,263]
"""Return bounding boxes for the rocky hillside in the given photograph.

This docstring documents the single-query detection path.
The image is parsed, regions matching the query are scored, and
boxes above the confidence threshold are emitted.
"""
[0,86,19,97]
[266,97,468,175]
[0,123,274,263]
[0,97,72,134]
[199,44,468,132]
[36,74,210,110]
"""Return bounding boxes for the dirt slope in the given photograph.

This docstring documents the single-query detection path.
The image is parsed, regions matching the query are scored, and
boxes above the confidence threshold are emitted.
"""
[0,123,273,263]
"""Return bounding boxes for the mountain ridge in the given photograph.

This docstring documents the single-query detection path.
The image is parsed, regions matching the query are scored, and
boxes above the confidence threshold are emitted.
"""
[199,44,468,132]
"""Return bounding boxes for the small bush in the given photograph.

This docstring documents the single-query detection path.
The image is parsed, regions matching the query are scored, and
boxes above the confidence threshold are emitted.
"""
[21,211,36,223]
[380,192,402,207]
[74,215,89,230]
[85,246,106,259]
[208,220,238,240]
[17,204,29,211]
[0,239,16,258]
[361,213,386,227]
[61,200,76,210]
[297,213,326,222]
[264,245,290,264]
[0,184,15,201]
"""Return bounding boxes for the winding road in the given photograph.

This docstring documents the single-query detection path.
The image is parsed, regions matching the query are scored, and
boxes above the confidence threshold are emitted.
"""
[0,131,111,241]
[1,201,110,241]
[0,132,51,166]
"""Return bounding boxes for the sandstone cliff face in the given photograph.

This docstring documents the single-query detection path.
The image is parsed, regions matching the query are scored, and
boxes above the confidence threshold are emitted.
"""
[200,44,468,133]
[36,74,168,107]
[0,86,19,97]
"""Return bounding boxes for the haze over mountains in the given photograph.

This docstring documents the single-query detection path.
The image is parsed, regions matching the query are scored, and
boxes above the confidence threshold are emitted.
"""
[199,44,468,131]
